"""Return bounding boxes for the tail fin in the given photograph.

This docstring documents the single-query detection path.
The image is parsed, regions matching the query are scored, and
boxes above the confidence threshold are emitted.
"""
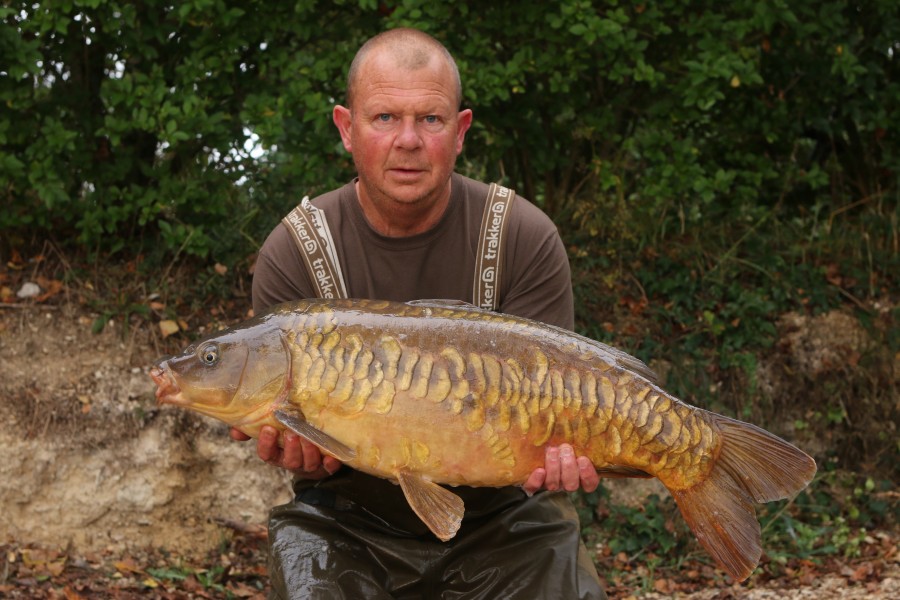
[669,414,817,582]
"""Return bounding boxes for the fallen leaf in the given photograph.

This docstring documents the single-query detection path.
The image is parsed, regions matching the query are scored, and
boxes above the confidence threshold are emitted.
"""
[159,320,180,338]
[34,276,65,302]
[215,263,228,275]
[227,580,262,597]
[851,562,874,582]
[114,558,143,574]
[64,585,86,600]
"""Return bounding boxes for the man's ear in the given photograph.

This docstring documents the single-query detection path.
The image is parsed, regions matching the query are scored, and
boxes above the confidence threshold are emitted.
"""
[333,105,353,153]
[455,108,473,155]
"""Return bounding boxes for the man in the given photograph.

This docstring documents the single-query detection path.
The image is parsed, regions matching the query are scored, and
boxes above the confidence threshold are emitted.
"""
[235,28,607,599]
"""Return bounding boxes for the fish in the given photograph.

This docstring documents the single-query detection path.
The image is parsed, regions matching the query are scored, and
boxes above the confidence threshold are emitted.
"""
[150,298,816,582]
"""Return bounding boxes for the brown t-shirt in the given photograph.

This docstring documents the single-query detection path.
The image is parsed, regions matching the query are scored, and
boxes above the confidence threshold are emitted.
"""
[251,172,574,533]
[252,172,574,329]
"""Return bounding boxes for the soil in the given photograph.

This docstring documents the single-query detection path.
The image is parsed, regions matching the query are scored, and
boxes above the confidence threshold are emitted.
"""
[0,288,896,598]
[0,302,292,557]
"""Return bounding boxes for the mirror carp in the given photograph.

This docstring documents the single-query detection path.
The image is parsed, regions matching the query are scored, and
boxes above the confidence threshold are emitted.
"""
[150,298,816,582]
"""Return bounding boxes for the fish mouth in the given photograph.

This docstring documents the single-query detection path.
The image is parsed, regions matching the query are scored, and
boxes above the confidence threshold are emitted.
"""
[150,364,184,406]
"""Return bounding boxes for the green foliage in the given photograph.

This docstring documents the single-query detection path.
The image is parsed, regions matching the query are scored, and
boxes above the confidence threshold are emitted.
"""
[759,460,896,565]
[579,463,896,579]
[2,0,896,267]
[577,486,688,558]
[1,0,375,259]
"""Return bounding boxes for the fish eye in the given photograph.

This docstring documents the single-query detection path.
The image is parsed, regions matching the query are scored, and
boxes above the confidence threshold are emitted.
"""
[198,343,219,366]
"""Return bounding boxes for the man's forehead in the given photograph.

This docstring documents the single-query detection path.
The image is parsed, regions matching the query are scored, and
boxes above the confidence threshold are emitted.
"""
[362,81,454,103]
[354,65,457,111]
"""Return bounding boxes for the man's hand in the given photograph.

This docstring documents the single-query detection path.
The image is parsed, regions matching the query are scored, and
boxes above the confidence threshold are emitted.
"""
[522,444,599,495]
[230,426,341,479]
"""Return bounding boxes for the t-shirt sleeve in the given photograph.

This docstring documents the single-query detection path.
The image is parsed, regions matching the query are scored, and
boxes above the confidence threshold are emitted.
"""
[498,200,575,331]
[251,223,318,314]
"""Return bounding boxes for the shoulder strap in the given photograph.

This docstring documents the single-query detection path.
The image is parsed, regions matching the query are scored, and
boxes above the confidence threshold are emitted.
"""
[473,183,515,310]
[281,196,348,299]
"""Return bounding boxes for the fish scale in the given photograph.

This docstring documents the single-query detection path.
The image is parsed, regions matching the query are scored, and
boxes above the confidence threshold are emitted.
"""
[151,298,816,582]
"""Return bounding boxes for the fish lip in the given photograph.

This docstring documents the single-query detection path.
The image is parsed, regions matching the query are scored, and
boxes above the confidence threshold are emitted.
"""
[150,364,183,405]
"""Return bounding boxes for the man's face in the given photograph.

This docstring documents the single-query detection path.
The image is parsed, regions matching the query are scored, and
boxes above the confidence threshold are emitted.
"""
[333,51,472,211]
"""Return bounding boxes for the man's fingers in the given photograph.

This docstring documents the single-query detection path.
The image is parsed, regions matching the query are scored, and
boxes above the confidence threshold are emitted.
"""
[280,431,304,471]
[522,468,546,496]
[578,456,600,493]
[299,439,323,473]
[229,427,251,441]
[559,444,580,492]
[242,426,338,477]
[322,455,342,475]
[544,446,561,491]
[256,426,280,463]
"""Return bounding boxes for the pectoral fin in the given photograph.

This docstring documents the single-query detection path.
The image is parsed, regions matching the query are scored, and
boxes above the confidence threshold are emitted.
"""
[274,407,357,462]
[396,470,464,542]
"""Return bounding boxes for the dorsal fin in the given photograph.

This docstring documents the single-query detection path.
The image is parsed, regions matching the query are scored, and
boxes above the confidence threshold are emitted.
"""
[407,299,481,310]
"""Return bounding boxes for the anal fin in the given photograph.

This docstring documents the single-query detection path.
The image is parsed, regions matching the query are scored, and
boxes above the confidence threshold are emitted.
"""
[397,470,464,542]
[274,407,356,462]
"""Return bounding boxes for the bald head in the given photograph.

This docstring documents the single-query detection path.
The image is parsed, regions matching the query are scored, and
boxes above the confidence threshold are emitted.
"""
[346,28,462,109]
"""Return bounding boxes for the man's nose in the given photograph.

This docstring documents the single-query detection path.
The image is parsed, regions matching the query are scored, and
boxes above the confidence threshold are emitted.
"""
[394,117,423,149]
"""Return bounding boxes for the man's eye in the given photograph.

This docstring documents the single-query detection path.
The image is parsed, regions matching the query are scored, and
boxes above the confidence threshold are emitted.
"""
[377,114,392,122]
[423,115,439,124]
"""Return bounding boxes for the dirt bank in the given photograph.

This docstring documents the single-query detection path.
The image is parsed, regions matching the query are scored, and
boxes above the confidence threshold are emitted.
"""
[0,304,291,558]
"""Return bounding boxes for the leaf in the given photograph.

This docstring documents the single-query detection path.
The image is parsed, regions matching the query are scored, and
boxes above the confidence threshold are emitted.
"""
[114,557,143,574]
[92,315,110,335]
[159,320,180,338]
[569,23,587,36]
[64,586,87,600]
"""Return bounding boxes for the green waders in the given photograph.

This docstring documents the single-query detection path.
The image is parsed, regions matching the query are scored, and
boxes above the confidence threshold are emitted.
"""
[267,469,607,599]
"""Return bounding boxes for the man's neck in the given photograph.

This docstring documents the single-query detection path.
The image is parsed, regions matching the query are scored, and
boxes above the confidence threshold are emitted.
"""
[355,180,452,237]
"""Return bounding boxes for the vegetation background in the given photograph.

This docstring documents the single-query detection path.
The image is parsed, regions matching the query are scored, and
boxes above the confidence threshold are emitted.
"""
[1,0,897,596]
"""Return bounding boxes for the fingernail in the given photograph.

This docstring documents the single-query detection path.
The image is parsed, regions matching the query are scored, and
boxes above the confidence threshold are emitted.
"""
[561,445,573,457]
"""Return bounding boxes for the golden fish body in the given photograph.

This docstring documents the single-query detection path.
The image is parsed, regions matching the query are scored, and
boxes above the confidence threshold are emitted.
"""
[151,298,816,582]
[273,300,712,490]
